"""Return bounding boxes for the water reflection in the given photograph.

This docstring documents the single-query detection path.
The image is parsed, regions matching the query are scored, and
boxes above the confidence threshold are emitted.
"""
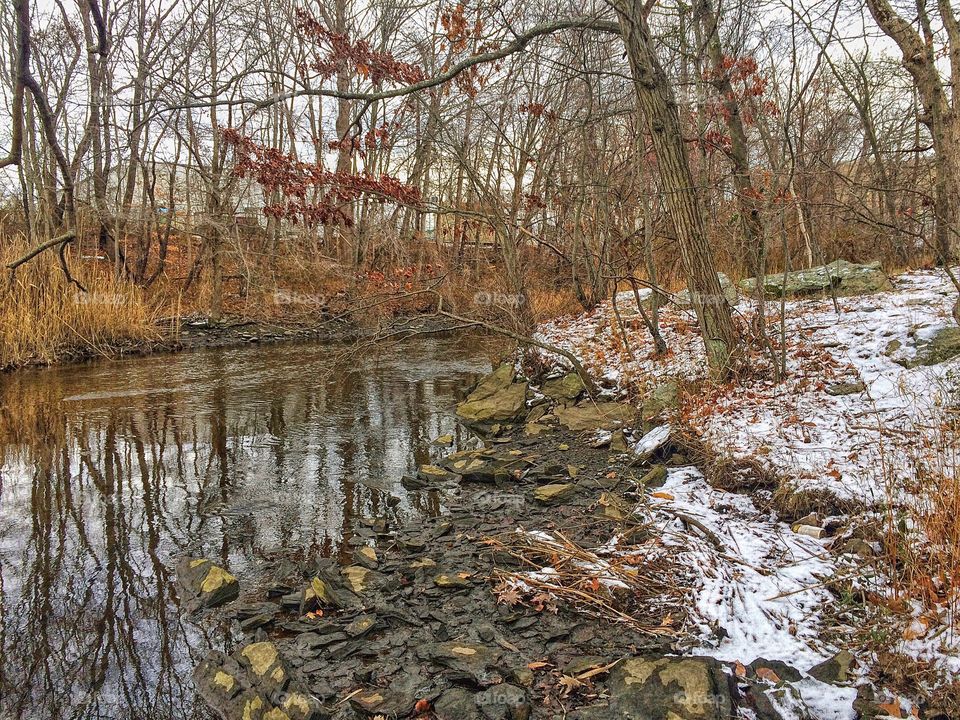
[0,335,498,719]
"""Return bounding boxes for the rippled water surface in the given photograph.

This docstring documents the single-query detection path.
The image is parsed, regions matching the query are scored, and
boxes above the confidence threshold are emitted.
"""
[0,335,497,719]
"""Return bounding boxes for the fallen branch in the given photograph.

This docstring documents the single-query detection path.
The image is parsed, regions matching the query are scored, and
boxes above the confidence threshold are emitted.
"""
[656,506,725,552]
[432,303,600,398]
[6,231,77,271]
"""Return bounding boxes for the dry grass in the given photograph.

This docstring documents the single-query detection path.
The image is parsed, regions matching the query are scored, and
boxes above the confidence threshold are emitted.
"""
[882,412,960,622]
[767,484,863,523]
[673,425,780,493]
[526,285,582,322]
[815,411,960,715]
[483,526,689,636]
[0,231,580,372]
[0,243,162,370]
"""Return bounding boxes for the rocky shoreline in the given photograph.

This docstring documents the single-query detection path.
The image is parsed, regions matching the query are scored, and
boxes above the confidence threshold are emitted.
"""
[178,364,872,720]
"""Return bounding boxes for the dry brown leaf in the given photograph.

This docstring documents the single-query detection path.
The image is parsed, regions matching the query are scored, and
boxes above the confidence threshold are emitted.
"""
[527,661,552,671]
[902,618,929,641]
[576,659,620,681]
[877,699,904,718]
[755,667,781,684]
[734,661,747,678]
[558,675,583,697]
[651,491,674,500]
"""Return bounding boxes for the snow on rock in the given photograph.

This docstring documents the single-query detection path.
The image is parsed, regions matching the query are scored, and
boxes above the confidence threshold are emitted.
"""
[630,423,671,461]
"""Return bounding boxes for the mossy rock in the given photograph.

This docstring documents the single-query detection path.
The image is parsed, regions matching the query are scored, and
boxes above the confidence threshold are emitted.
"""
[912,326,960,366]
[739,260,892,299]
[554,402,637,431]
[176,557,239,609]
[890,325,960,368]
[607,656,732,719]
[541,373,586,403]
[641,381,680,421]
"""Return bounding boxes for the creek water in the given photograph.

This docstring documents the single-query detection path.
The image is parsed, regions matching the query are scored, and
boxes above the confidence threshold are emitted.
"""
[0,335,499,719]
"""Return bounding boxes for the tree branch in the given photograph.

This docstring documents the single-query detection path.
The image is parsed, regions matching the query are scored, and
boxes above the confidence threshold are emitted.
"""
[162,16,622,114]
[6,232,78,271]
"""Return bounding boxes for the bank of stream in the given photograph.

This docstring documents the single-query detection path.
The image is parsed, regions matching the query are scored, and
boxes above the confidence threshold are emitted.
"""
[0,336,870,720]
[179,364,864,720]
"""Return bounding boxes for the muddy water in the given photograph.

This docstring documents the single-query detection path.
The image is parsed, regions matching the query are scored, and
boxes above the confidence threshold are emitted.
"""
[0,335,500,720]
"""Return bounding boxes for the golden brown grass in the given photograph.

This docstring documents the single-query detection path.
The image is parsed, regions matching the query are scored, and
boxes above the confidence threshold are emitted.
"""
[882,413,960,620]
[0,242,162,370]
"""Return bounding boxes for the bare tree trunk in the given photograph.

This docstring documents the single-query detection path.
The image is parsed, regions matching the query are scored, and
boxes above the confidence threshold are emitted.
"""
[866,0,959,264]
[695,0,765,276]
[613,0,739,374]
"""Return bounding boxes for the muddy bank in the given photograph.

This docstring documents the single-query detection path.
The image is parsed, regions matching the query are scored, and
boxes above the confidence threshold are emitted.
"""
[182,367,865,720]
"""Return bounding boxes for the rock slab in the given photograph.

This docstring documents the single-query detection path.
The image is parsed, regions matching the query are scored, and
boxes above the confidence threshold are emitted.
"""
[739,260,892,298]
[457,364,529,424]
[177,557,239,609]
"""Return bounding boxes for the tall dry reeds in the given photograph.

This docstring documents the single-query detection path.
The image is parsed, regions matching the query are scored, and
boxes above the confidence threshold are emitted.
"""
[0,241,161,370]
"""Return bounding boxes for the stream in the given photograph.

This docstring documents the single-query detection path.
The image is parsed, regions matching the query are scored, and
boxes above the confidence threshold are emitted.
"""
[0,335,499,720]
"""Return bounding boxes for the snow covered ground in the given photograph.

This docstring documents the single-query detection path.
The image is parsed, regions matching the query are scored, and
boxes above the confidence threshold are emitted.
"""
[647,466,858,719]
[533,268,960,717]
[538,269,959,501]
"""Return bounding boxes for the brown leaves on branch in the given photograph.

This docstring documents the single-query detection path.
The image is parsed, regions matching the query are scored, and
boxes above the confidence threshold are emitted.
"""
[440,3,484,52]
[295,9,425,85]
[222,129,421,227]
[699,54,778,157]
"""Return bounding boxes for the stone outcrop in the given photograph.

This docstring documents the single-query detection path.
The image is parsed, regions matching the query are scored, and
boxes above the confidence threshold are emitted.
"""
[739,260,892,298]
[886,324,960,367]
[906,326,960,367]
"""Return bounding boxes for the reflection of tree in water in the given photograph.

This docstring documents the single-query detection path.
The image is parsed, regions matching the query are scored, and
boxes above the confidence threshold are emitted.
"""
[0,337,492,719]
